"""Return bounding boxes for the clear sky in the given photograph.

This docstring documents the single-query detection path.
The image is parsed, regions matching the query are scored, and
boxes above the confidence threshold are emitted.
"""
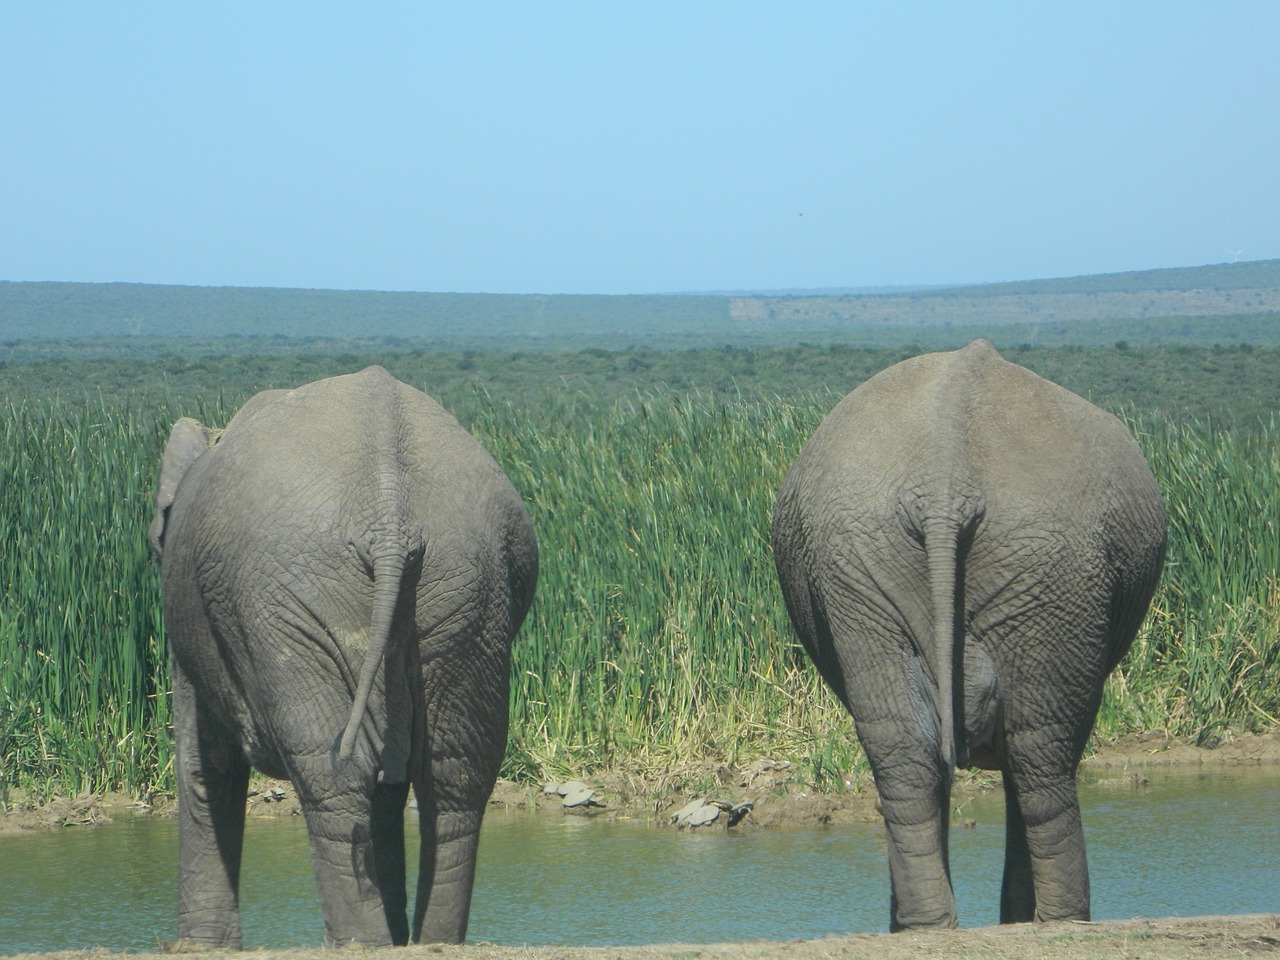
[3,3,1277,295]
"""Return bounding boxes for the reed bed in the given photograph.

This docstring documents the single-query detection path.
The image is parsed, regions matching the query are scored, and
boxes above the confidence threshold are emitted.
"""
[1,391,1276,799]
[1,398,170,798]
[1100,417,1280,738]
[471,393,860,785]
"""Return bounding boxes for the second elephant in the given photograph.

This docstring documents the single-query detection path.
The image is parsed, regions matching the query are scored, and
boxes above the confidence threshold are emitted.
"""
[771,340,1166,930]
[150,366,538,947]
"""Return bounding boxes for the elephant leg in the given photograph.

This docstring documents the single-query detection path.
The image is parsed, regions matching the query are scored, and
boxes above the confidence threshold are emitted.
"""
[999,773,1035,922]
[370,780,412,942]
[876,754,955,931]
[173,667,251,948]
[412,628,509,944]
[1002,733,1091,922]
[842,648,957,930]
[294,773,411,946]
[413,800,484,943]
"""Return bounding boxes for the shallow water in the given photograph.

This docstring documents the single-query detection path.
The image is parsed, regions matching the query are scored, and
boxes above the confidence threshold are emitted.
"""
[1,770,1276,953]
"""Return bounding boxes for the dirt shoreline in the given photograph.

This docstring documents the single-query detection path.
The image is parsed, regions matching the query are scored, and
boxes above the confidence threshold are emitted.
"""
[3,729,1277,834]
[1,915,1277,960]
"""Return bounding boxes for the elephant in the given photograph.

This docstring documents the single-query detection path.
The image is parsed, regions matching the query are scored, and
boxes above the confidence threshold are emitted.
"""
[149,366,538,947]
[770,340,1166,931]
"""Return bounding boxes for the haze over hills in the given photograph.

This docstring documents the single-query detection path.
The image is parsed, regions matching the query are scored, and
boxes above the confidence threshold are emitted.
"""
[1,259,1277,356]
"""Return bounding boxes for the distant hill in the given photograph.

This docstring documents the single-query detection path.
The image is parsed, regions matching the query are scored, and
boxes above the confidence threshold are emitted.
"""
[726,260,1279,341]
[1,260,1277,355]
[712,259,1280,298]
[917,258,1280,296]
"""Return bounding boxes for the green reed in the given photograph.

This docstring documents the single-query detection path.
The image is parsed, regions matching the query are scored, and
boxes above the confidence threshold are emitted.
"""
[471,392,858,782]
[1,399,164,798]
[1100,417,1280,741]
[1,391,1276,798]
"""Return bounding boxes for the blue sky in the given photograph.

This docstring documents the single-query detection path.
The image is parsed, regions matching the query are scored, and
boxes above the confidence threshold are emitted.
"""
[2,3,1277,295]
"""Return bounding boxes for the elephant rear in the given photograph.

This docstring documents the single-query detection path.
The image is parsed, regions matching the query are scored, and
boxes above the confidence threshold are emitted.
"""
[162,366,534,781]
[152,366,538,947]
[771,339,1166,930]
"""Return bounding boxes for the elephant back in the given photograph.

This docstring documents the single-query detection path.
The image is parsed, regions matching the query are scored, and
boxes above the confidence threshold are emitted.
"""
[783,340,1164,536]
[185,367,523,542]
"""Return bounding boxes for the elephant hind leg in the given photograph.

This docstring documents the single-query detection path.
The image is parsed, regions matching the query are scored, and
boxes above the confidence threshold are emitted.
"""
[999,774,1035,923]
[1001,747,1091,923]
[885,808,957,936]
[411,616,513,944]
[370,780,412,943]
[173,670,252,948]
[296,776,411,946]
[858,711,957,930]
[830,639,959,929]
[412,804,483,944]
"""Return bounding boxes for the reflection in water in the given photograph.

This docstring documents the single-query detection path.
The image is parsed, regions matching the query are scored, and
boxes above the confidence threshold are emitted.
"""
[1,771,1276,952]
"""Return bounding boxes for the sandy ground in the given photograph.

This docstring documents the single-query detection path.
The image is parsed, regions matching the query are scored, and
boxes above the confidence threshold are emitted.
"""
[3,731,1277,958]
[2,915,1278,960]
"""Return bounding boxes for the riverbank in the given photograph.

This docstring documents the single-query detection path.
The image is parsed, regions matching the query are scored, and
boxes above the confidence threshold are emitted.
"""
[3,730,1278,834]
[3,914,1278,960]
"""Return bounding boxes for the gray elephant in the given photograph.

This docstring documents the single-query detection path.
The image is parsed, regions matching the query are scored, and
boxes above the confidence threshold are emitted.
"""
[149,366,538,947]
[771,340,1165,931]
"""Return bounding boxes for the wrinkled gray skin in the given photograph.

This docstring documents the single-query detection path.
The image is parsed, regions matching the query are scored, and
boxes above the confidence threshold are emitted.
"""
[150,366,538,947]
[771,341,1165,931]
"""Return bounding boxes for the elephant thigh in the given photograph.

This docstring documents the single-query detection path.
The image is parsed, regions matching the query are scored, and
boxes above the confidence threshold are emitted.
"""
[840,644,947,788]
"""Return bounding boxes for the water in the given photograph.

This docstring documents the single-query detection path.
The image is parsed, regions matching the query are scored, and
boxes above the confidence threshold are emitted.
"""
[1,770,1276,953]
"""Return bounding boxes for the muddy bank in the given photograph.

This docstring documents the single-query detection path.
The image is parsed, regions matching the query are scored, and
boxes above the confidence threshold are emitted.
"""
[2,730,1277,835]
[1080,728,1280,769]
[2,915,1277,960]
[492,730,1280,832]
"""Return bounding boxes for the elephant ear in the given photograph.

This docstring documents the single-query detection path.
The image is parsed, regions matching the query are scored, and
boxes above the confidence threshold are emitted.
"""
[149,417,220,560]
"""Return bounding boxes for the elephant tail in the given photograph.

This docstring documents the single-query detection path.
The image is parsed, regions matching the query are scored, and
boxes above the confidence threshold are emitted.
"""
[923,514,967,779]
[337,543,412,778]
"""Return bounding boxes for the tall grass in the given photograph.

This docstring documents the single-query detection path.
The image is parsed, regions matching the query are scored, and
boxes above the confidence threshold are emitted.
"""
[1,399,168,798]
[1100,417,1280,740]
[1,391,1276,798]
[472,392,858,783]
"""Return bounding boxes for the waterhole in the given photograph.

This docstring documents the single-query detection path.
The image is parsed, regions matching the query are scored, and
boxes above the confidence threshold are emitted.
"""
[1,770,1276,952]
